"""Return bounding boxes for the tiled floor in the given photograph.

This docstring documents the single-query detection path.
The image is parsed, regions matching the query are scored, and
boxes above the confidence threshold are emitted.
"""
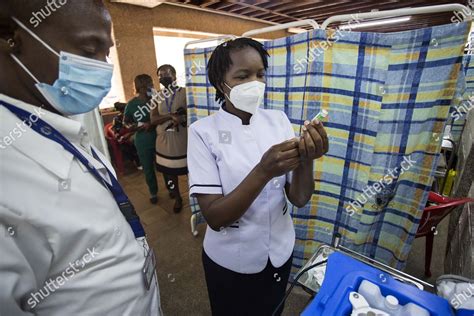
[118,165,447,315]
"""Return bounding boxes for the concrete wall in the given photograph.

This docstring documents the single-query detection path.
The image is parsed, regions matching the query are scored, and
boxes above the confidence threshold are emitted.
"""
[105,2,288,100]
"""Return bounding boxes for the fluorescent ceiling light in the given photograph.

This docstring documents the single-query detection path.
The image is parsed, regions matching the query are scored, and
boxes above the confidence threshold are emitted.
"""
[110,0,164,8]
[339,16,411,30]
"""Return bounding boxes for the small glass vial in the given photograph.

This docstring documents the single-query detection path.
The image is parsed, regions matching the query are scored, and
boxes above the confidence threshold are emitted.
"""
[312,109,329,122]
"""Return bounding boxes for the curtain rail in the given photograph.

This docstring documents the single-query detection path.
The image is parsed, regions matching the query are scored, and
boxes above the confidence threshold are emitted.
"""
[184,35,237,49]
[242,19,319,37]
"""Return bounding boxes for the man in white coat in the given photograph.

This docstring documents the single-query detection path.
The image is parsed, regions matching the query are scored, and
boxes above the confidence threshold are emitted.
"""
[0,1,162,315]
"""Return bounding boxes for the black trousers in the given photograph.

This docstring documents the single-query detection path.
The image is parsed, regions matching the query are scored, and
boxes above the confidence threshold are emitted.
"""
[202,249,293,316]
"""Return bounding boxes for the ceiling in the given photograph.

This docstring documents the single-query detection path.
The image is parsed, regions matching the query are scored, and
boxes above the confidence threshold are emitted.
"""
[163,0,471,32]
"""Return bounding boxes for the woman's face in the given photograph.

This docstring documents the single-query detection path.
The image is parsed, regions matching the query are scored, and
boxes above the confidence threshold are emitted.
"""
[222,46,266,95]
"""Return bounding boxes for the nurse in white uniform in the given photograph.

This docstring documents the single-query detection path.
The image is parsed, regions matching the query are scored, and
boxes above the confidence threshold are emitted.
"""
[0,1,161,315]
[187,38,329,315]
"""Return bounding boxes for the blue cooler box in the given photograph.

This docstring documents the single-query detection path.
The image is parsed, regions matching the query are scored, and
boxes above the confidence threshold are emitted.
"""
[301,252,453,315]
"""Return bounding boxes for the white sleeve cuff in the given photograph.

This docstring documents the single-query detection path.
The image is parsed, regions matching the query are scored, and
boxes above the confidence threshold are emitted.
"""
[189,184,223,196]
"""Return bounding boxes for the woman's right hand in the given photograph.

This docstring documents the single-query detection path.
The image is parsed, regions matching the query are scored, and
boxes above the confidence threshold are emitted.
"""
[170,113,180,127]
[257,139,301,180]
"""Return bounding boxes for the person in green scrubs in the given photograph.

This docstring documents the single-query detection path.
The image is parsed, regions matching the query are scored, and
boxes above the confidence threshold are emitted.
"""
[124,74,158,204]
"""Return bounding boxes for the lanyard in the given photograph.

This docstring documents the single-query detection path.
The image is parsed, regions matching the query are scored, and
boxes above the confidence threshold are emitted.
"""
[1,101,145,238]
[165,89,178,113]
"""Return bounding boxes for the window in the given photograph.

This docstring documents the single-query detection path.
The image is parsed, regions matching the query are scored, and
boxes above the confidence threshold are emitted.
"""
[153,28,223,87]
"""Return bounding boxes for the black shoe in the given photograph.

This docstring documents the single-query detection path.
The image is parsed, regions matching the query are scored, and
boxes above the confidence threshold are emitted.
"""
[169,191,176,199]
[173,198,183,213]
[150,196,158,204]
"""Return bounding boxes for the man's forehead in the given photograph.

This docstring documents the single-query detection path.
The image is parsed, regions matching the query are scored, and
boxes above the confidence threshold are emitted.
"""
[11,0,113,47]
[10,0,110,29]
[9,0,102,15]
[159,68,174,75]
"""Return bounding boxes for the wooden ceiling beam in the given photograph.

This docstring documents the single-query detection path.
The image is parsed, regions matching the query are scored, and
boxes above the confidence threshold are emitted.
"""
[249,12,272,18]
[257,1,298,10]
[198,0,221,8]
[231,2,301,21]
[227,5,251,13]
[259,1,326,14]
[238,7,269,15]
[290,1,404,19]
[265,16,296,23]
[212,2,240,10]
[255,12,284,20]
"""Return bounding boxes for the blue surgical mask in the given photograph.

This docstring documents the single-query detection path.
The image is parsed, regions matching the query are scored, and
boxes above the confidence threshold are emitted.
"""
[10,17,114,116]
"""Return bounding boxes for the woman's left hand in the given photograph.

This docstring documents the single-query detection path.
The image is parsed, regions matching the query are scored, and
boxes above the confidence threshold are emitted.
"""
[299,119,329,161]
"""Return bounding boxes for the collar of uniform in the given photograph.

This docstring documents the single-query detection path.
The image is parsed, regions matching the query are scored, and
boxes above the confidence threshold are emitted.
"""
[218,104,260,126]
[0,94,83,179]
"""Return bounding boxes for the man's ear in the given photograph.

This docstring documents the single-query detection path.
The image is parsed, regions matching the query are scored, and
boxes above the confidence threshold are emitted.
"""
[0,34,21,55]
[0,10,20,55]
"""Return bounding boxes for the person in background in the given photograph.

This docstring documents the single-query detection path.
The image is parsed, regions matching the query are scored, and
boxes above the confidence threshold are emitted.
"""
[107,102,141,170]
[0,1,161,315]
[112,102,128,133]
[124,75,158,203]
[150,64,188,213]
[187,38,328,315]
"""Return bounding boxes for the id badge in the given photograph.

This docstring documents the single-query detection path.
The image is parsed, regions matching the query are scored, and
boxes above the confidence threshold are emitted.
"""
[142,246,157,290]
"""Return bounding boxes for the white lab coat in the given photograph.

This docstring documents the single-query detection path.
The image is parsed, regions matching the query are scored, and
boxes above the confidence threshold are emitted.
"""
[0,94,162,316]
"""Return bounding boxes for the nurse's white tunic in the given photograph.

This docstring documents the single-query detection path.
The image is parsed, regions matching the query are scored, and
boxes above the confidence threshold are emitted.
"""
[188,106,296,274]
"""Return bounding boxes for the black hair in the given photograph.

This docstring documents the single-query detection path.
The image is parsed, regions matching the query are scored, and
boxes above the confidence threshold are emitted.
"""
[157,64,176,76]
[114,102,127,112]
[207,37,269,104]
[134,74,153,93]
